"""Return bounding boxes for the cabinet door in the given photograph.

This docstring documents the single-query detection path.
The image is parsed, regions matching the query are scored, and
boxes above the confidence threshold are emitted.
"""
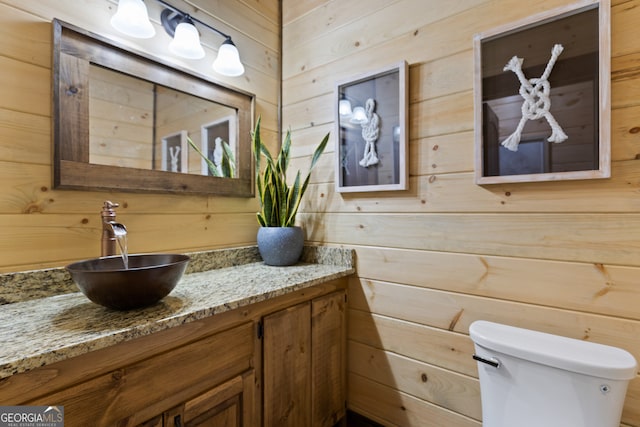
[312,291,346,427]
[263,290,347,427]
[183,370,255,427]
[263,302,312,427]
[157,370,255,427]
[163,405,184,427]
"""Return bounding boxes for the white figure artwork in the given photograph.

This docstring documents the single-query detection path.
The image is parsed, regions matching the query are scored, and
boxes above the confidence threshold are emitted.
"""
[359,98,380,167]
[501,43,568,152]
[169,146,181,172]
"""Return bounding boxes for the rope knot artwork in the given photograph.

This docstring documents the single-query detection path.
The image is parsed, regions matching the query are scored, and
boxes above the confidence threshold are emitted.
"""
[501,43,568,152]
[359,98,380,168]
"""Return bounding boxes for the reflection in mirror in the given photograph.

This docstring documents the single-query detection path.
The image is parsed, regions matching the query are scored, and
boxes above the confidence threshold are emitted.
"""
[198,114,236,177]
[154,85,237,176]
[88,65,238,176]
[53,19,254,196]
[89,65,154,170]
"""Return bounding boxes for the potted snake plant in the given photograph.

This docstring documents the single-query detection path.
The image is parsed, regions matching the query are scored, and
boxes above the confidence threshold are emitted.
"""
[252,116,330,265]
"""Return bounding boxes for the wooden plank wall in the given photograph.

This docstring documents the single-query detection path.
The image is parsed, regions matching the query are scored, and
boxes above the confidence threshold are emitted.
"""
[282,0,640,425]
[0,0,279,272]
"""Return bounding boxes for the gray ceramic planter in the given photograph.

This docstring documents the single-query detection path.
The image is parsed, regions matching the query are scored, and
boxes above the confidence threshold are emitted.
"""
[257,226,304,266]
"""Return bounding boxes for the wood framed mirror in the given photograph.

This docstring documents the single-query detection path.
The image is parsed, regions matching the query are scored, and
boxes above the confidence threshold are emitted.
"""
[52,19,255,196]
[474,0,610,184]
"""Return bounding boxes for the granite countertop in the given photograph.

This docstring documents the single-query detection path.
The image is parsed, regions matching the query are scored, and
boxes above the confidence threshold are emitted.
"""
[0,246,354,380]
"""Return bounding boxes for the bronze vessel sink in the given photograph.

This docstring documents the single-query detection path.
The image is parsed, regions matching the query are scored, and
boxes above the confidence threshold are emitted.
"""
[66,254,190,310]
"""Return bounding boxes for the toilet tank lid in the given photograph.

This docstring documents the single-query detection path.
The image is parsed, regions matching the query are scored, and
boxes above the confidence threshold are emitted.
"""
[469,321,637,380]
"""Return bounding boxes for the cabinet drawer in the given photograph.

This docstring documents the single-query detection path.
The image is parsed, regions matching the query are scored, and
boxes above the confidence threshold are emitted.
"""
[31,322,254,427]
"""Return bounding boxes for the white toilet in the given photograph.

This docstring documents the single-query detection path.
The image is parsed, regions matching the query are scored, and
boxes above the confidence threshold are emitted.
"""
[469,320,637,427]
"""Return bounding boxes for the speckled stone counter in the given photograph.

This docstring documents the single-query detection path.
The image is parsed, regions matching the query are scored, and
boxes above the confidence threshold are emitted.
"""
[0,246,354,379]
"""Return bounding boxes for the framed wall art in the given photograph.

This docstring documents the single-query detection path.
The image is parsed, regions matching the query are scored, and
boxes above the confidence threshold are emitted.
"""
[474,0,610,184]
[335,61,408,192]
[160,130,188,173]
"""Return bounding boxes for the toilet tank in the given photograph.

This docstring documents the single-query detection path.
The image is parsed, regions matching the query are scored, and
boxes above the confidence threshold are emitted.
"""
[470,320,637,427]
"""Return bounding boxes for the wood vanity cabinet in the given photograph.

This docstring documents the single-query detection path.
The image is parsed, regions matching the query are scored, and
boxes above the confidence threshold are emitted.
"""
[27,321,256,426]
[263,290,347,427]
[0,278,348,427]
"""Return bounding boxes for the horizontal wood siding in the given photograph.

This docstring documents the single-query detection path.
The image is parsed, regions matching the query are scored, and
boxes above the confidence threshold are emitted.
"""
[282,0,640,425]
[0,0,280,272]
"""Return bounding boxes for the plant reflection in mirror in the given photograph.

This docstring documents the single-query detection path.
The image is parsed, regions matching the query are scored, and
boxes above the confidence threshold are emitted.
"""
[187,136,236,178]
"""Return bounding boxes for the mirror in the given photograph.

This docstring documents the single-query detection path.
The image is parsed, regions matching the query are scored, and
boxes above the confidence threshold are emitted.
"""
[53,19,255,195]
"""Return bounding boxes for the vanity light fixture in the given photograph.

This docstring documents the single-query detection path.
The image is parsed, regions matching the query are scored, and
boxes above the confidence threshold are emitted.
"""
[110,0,245,77]
[212,39,245,76]
[110,0,155,39]
[165,12,205,59]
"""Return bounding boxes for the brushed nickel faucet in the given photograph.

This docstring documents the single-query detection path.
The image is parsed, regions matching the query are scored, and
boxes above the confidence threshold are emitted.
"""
[101,201,127,257]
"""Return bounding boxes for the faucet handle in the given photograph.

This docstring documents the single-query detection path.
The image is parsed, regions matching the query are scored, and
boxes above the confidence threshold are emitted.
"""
[103,200,119,209]
[102,201,120,217]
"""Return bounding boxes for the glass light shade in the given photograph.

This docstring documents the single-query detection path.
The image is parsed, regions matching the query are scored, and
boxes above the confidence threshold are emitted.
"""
[350,106,368,124]
[110,0,155,39]
[169,22,205,59]
[339,99,353,116]
[212,39,245,77]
